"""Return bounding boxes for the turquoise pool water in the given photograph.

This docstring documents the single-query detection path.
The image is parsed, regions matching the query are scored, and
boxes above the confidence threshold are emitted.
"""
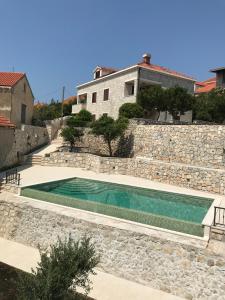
[21,177,213,236]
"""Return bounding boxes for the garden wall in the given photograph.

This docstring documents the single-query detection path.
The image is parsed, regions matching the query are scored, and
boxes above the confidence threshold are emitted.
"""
[0,196,225,300]
[0,125,49,170]
[42,152,225,195]
[75,124,225,169]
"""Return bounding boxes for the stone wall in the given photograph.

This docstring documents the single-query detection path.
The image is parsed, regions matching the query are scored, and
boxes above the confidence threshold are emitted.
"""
[0,196,225,300]
[0,125,49,170]
[42,152,225,195]
[45,116,68,141]
[131,125,225,169]
[69,124,225,169]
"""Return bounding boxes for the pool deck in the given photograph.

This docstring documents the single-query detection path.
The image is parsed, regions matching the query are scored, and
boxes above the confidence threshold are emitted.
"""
[8,164,225,247]
[0,237,183,300]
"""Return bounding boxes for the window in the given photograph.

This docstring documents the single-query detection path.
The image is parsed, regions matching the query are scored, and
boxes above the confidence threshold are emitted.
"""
[21,104,26,124]
[103,89,109,101]
[102,113,108,117]
[124,81,135,97]
[78,93,87,104]
[92,92,97,103]
[95,70,101,79]
[24,83,26,93]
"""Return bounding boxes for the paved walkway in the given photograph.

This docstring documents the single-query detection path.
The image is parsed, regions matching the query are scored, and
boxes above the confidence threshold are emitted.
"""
[0,238,183,300]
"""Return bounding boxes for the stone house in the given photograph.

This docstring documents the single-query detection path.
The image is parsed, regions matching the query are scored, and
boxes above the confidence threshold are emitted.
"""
[195,66,225,94]
[0,72,34,128]
[72,53,196,121]
[0,115,15,170]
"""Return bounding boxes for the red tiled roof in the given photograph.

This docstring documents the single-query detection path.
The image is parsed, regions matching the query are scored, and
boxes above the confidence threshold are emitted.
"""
[63,95,77,105]
[0,115,15,128]
[0,72,25,87]
[137,62,195,81]
[195,77,216,94]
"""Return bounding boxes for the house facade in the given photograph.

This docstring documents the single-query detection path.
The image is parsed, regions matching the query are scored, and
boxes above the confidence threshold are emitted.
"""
[195,66,225,94]
[72,54,196,121]
[0,72,34,128]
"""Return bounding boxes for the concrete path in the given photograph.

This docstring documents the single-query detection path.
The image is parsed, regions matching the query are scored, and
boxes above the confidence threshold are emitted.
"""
[0,237,183,300]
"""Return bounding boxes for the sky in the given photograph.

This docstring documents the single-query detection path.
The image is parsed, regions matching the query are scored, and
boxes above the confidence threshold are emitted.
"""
[0,0,224,102]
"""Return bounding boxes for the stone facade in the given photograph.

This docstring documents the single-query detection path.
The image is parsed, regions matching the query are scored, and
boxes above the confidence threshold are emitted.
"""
[0,125,49,170]
[72,55,195,120]
[0,75,34,128]
[73,68,138,119]
[1,196,225,300]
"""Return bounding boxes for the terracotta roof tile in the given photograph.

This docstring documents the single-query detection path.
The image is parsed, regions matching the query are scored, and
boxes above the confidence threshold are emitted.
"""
[137,62,195,81]
[0,72,25,87]
[0,115,15,128]
[195,77,216,94]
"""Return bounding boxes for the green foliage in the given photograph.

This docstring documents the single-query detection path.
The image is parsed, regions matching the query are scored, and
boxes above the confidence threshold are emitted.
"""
[137,85,166,114]
[32,98,77,125]
[137,85,194,120]
[165,86,194,119]
[67,110,93,127]
[91,115,128,156]
[17,235,100,300]
[119,103,144,119]
[194,89,225,123]
[60,127,83,151]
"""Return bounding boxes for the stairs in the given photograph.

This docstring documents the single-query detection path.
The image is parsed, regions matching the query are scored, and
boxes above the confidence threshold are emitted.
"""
[25,154,43,166]
[51,129,65,144]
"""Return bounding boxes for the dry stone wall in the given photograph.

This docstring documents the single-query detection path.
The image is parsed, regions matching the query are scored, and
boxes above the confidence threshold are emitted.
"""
[1,197,225,300]
[131,125,225,168]
[42,152,225,195]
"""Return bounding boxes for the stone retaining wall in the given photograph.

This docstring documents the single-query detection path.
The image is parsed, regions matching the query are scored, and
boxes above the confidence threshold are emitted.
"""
[0,197,225,300]
[42,152,225,195]
[75,124,225,168]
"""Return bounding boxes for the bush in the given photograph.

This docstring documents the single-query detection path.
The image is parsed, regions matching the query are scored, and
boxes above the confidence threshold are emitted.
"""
[60,127,83,151]
[17,235,100,300]
[91,115,128,156]
[67,110,93,127]
[119,103,144,119]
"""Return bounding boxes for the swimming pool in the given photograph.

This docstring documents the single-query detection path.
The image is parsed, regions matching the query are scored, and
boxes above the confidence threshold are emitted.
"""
[21,177,213,237]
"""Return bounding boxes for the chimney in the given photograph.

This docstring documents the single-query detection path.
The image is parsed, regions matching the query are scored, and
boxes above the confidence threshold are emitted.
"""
[142,53,151,64]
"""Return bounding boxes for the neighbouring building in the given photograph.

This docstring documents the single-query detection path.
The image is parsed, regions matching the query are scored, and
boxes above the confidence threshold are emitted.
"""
[72,53,196,121]
[0,72,34,128]
[0,115,15,170]
[195,66,225,94]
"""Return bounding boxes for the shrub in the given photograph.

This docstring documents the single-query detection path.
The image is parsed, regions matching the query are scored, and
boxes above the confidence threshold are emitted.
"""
[17,235,100,300]
[91,115,128,156]
[67,110,93,127]
[60,127,83,151]
[119,103,144,119]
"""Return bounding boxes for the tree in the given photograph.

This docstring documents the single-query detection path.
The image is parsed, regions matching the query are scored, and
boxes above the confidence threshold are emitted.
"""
[60,127,83,151]
[67,110,93,127]
[17,235,100,300]
[119,103,144,119]
[193,89,225,123]
[137,85,166,116]
[91,115,128,156]
[165,86,194,120]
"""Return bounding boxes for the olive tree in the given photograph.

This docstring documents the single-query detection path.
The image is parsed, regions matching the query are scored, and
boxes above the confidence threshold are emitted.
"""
[17,235,100,300]
[91,115,128,157]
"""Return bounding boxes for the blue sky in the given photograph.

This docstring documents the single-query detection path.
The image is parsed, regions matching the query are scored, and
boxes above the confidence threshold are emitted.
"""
[0,0,224,102]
